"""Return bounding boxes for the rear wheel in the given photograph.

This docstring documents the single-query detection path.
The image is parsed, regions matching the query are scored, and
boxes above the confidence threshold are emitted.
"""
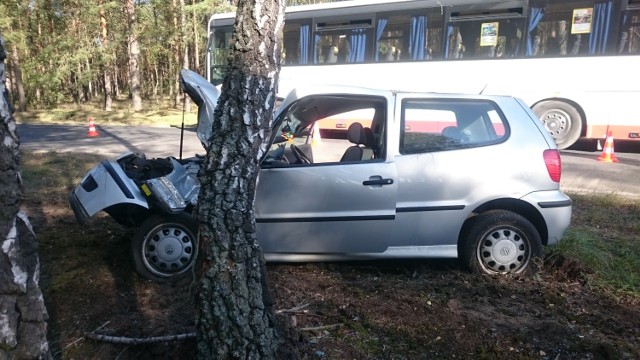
[533,100,582,150]
[132,213,198,282]
[459,210,542,275]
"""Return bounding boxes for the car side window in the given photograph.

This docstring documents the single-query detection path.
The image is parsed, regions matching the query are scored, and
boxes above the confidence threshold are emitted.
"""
[265,95,387,166]
[399,99,507,154]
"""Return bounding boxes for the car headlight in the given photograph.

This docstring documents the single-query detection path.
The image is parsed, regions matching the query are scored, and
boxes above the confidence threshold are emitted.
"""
[142,177,187,213]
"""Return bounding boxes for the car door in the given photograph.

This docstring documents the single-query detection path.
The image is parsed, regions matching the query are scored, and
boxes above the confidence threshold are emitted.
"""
[255,91,397,254]
[390,93,512,252]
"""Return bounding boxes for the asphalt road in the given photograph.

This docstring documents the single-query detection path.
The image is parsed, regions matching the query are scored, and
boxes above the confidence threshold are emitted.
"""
[17,123,640,198]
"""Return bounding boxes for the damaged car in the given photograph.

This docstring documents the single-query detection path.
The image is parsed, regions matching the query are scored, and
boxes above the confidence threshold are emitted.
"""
[69,69,572,282]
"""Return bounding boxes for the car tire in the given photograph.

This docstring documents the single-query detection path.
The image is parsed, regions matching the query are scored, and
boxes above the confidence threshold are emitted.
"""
[532,100,582,150]
[132,213,199,282]
[459,210,542,275]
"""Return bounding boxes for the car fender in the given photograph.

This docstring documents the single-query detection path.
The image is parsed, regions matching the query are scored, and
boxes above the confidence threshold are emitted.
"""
[70,159,149,223]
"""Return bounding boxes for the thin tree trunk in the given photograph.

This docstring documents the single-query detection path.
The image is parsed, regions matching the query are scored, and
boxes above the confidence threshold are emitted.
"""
[192,0,200,73]
[100,6,113,111]
[125,0,142,111]
[172,0,180,108]
[0,32,51,360]
[10,43,26,112]
[181,0,191,112]
[195,0,287,358]
[114,63,121,98]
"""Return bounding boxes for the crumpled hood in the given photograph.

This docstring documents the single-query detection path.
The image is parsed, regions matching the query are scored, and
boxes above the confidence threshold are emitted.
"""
[180,68,220,149]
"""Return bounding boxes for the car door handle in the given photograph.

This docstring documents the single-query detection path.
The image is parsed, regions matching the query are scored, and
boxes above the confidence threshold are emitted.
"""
[363,177,394,186]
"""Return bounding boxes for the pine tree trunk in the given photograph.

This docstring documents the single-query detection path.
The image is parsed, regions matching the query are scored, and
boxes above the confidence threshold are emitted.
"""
[100,6,113,111]
[180,0,191,113]
[194,0,286,358]
[9,43,26,112]
[192,0,200,73]
[0,33,51,360]
[172,0,181,109]
[125,0,142,111]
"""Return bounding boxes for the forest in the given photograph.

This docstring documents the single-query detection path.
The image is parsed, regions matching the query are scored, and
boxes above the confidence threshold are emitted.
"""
[0,0,323,113]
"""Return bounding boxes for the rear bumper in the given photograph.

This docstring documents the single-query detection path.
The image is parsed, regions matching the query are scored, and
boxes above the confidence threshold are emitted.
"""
[521,190,572,246]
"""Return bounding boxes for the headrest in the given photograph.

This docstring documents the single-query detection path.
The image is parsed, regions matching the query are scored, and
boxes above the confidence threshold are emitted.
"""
[347,122,366,145]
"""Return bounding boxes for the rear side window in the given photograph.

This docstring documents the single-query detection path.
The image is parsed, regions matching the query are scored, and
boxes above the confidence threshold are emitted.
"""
[400,99,508,154]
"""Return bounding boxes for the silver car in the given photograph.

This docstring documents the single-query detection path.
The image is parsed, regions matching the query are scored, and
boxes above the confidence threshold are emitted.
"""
[69,69,571,281]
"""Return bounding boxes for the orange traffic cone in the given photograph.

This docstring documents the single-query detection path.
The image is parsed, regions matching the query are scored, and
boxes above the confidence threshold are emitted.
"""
[597,132,618,163]
[87,117,100,137]
[311,122,322,145]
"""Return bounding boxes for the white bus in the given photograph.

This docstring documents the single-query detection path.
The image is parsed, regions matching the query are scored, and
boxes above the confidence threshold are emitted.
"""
[206,0,640,149]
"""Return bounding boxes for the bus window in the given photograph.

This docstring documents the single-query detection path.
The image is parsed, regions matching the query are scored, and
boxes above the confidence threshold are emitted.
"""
[446,17,525,59]
[210,27,233,85]
[619,10,640,54]
[528,0,617,56]
[314,19,372,64]
[283,22,312,65]
[375,11,443,62]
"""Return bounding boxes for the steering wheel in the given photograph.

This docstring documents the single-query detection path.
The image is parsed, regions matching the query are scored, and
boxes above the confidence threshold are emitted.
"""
[290,144,312,164]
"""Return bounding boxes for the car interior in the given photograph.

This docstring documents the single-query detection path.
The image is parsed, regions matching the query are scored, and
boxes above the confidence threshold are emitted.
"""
[263,94,387,166]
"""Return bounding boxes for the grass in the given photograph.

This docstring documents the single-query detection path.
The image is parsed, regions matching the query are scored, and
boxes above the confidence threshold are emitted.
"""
[14,97,197,127]
[547,192,640,297]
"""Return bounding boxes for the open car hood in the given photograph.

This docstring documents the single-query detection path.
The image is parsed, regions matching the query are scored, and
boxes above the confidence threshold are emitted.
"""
[180,68,220,149]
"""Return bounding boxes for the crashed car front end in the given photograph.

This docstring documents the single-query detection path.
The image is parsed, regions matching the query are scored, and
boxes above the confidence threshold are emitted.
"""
[69,152,201,227]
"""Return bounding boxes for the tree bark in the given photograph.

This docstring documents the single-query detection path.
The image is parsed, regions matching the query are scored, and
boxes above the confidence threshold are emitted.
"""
[192,0,200,73]
[9,43,26,112]
[172,0,181,109]
[100,6,113,111]
[0,33,51,360]
[194,0,286,358]
[124,0,142,111]
[180,0,191,113]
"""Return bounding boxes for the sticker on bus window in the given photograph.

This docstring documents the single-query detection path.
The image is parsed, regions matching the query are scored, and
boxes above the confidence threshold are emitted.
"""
[571,8,593,34]
[480,22,499,47]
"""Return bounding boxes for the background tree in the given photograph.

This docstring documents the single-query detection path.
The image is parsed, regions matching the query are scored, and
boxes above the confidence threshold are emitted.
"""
[0,1,330,112]
[194,0,286,357]
[0,32,51,360]
[124,0,142,111]
[100,3,113,111]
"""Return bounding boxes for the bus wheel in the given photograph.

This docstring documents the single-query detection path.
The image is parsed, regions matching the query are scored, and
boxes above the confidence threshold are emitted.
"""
[533,101,582,150]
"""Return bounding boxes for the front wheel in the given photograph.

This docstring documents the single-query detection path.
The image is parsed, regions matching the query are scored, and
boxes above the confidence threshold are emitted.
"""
[132,213,198,282]
[532,100,582,150]
[459,210,542,275]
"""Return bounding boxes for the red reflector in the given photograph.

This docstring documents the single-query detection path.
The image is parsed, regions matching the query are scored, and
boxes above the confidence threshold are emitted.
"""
[543,149,561,183]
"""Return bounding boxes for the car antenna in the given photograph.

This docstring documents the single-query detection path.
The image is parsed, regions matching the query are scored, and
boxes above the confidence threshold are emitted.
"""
[179,91,186,160]
[479,83,488,95]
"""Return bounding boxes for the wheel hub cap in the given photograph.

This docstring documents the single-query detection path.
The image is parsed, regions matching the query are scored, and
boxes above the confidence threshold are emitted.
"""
[478,228,528,273]
[144,226,194,276]
[156,237,182,262]
[543,112,568,137]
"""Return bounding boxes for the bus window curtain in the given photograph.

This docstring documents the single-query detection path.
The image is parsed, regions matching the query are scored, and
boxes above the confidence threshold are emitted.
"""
[299,24,310,64]
[589,1,613,54]
[409,16,426,60]
[375,18,388,61]
[527,7,544,56]
[313,34,320,64]
[619,13,629,53]
[348,29,367,63]
[445,25,453,59]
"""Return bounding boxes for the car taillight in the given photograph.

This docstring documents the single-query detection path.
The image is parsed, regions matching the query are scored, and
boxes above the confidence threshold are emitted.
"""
[543,149,561,183]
